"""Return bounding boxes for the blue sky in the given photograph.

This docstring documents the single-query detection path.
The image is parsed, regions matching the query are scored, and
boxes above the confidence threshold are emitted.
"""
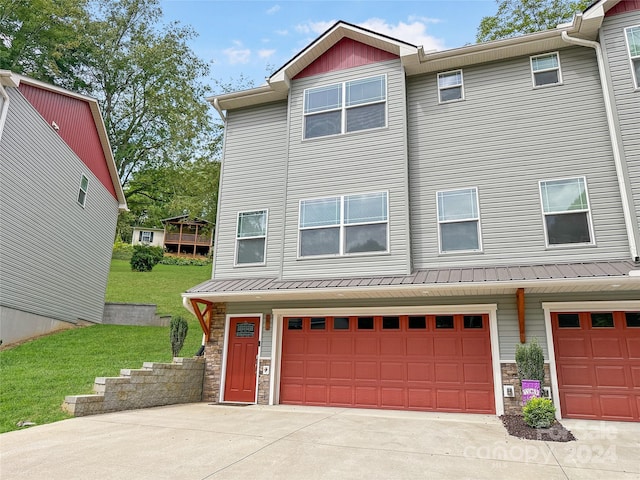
[160,0,499,92]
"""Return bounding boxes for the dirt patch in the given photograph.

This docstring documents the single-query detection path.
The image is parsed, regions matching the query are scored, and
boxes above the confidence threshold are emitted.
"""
[501,415,576,442]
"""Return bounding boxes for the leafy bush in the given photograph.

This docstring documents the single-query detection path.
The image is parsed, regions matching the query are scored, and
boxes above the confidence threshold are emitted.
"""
[523,397,556,428]
[130,245,164,272]
[159,256,212,266]
[515,338,545,385]
[112,240,133,260]
[170,316,189,357]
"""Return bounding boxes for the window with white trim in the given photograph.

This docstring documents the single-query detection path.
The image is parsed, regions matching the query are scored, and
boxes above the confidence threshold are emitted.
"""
[299,192,388,256]
[437,187,481,253]
[539,177,593,246]
[438,70,464,102]
[303,75,386,139]
[530,52,562,87]
[236,210,267,265]
[625,26,640,88]
[140,231,153,243]
[77,174,88,207]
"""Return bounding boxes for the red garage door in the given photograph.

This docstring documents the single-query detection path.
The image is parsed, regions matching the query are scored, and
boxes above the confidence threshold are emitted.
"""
[280,314,495,413]
[552,311,640,421]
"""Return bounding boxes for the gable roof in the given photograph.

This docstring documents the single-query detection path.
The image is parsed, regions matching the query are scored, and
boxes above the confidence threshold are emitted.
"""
[209,0,624,114]
[0,70,127,211]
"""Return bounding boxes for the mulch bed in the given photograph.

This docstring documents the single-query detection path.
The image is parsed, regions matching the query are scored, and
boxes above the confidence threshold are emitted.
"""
[501,415,576,442]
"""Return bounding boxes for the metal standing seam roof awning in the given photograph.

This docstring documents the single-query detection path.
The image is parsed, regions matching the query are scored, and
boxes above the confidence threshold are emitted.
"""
[183,260,640,305]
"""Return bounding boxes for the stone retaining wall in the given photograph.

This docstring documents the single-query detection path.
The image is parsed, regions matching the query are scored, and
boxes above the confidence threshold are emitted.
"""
[62,357,205,416]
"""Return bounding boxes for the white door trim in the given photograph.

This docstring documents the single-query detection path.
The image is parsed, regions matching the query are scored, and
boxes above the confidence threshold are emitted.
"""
[220,313,263,404]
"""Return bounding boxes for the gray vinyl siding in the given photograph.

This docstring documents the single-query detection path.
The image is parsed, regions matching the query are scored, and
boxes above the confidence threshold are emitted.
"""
[213,101,288,279]
[408,46,631,269]
[600,10,640,239]
[0,88,118,324]
[225,290,639,361]
[281,59,411,279]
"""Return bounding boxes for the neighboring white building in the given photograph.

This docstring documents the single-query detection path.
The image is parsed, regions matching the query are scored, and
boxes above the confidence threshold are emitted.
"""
[131,227,165,248]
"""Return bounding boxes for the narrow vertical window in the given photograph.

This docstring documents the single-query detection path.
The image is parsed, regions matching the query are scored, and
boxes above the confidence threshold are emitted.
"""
[236,210,267,265]
[625,26,640,88]
[77,174,88,207]
[531,52,562,87]
[437,70,464,102]
[539,177,593,246]
[437,187,481,253]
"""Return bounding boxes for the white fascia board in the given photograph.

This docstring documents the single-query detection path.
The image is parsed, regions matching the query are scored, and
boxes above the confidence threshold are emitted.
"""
[182,275,640,303]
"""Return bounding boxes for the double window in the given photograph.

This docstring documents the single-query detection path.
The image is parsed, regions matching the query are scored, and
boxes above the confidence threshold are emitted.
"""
[303,75,386,139]
[539,177,593,246]
[530,52,562,87]
[625,26,640,88]
[438,70,464,103]
[236,210,267,265]
[437,187,481,253]
[299,192,388,257]
[77,174,89,207]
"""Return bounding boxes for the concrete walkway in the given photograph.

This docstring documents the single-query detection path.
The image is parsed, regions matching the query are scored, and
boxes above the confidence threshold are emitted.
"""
[1,404,638,479]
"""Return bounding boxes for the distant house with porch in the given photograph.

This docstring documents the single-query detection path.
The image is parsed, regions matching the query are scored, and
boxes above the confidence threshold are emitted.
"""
[132,215,213,257]
[131,227,165,248]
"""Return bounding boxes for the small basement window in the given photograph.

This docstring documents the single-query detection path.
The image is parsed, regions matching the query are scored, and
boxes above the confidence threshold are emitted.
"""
[531,52,562,87]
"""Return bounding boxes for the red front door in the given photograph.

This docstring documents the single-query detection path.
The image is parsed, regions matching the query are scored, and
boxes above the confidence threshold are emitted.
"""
[224,316,260,403]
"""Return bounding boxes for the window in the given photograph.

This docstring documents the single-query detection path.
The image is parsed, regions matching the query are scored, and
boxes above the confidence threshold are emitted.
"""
[558,313,580,328]
[531,52,562,87]
[539,177,593,246]
[77,174,88,207]
[299,192,388,257]
[303,75,386,139]
[438,70,464,102]
[236,210,267,265]
[625,26,640,88]
[140,231,153,243]
[437,187,481,253]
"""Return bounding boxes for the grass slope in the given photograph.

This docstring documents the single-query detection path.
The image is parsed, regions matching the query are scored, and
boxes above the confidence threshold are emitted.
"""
[0,260,211,433]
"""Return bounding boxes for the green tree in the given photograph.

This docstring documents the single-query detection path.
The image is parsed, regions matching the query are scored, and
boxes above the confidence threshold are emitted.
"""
[0,0,91,89]
[477,0,590,43]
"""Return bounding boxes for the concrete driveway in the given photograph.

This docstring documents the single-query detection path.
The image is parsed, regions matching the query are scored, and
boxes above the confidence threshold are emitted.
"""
[1,404,639,479]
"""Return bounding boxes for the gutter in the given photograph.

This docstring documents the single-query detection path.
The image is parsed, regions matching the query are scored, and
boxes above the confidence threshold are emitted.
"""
[212,98,226,122]
[561,31,639,261]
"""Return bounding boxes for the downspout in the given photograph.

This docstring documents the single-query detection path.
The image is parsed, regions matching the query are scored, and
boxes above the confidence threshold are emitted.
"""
[0,82,10,144]
[213,98,226,122]
[561,31,639,261]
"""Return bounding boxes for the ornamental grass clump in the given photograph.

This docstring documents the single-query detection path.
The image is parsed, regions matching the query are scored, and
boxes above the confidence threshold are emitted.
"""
[523,397,556,428]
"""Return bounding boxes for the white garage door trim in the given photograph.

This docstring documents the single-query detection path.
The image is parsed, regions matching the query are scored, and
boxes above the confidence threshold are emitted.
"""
[542,300,640,420]
[270,304,502,415]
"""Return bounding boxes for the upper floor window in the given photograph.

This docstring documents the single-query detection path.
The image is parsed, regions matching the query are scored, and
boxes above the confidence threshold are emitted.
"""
[236,210,267,265]
[625,26,640,88]
[539,177,593,247]
[77,174,88,207]
[299,192,388,257]
[531,52,562,87]
[438,70,464,103]
[303,75,386,139]
[437,187,481,253]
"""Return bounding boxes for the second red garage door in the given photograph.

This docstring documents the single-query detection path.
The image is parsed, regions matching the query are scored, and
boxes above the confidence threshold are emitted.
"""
[280,314,495,413]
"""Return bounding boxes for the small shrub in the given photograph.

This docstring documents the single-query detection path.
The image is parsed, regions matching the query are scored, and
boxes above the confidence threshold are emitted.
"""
[515,338,545,385]
[130,245,163,272]
[112,240,133,260]
[170,316,189,357]
[159,256,211,266]
[523,397,556,428]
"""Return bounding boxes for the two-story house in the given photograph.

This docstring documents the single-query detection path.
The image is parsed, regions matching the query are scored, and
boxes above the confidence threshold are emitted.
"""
[184,0,640,421]
[0,71,127,345]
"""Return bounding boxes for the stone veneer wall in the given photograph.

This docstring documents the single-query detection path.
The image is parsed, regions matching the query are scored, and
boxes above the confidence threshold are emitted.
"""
[62,357,205,417]
[257,359,271,405]
[501,362,552,415]
[202,303,227,402]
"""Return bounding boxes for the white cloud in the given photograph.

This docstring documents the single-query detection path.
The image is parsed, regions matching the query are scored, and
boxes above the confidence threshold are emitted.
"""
[266,5,280,15]
[275,29,288,36]
[359,18,445,51]
[258,49,276,59]
[223,41,251,64]
[295,20,336,35]
[408,15,442,25]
